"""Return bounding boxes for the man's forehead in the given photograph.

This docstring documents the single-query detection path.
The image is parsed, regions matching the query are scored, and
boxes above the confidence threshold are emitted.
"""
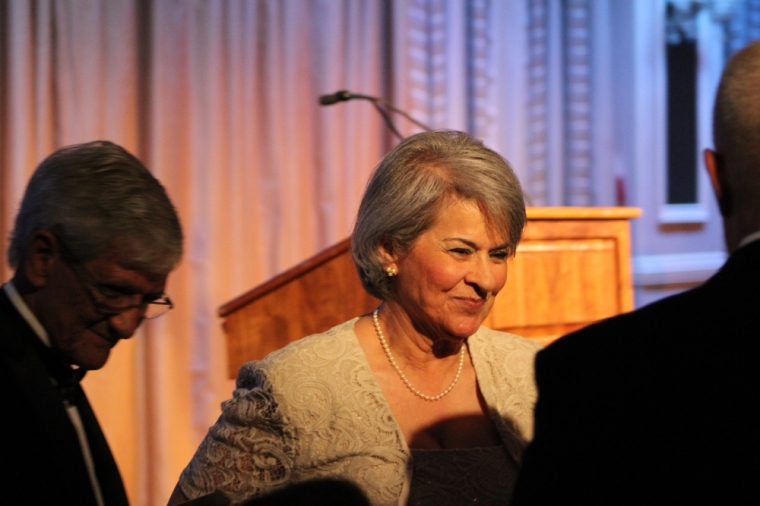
[87,240,169,288]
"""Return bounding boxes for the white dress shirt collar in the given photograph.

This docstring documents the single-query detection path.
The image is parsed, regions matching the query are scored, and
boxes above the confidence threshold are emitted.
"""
[3,281,51,347]
[738,230,760,250]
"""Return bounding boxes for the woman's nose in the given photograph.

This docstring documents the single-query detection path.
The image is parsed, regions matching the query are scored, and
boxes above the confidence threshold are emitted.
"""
[466,255,504,294]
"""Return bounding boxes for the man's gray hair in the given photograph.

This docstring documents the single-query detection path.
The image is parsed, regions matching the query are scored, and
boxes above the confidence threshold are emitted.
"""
[8,140,183,273]
[352,130,526,301]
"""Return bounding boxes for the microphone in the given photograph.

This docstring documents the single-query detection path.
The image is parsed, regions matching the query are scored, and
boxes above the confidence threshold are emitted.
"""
[317,90,433,139]
[318,90,355,106]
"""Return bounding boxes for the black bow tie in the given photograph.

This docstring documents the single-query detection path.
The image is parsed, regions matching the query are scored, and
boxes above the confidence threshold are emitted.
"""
[26,333,87,405]
[56,367,87,405]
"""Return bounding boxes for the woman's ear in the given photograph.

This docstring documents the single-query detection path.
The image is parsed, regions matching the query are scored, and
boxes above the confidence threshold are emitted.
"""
[377,240,398,273]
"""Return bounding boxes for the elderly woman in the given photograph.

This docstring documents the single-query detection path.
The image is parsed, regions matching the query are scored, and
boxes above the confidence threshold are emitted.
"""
[169,130,541,505]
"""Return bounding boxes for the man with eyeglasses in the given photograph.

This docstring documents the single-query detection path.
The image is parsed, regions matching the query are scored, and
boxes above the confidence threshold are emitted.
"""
[0,141,183,505]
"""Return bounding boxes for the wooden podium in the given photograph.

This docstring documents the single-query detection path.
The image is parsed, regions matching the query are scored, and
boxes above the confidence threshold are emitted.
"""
[220,207,641,378]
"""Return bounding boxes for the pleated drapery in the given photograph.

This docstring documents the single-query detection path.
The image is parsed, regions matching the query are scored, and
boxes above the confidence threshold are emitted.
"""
[1,2,389,503]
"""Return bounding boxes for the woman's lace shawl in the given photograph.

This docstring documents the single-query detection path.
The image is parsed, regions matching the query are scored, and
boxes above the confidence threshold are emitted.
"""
[178,319,541,506]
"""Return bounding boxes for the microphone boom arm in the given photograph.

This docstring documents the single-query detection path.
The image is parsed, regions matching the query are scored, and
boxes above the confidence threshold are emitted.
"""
[318,90,433,139]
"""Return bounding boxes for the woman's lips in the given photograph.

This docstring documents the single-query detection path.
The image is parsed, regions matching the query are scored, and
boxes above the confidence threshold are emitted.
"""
[455,297,487,311]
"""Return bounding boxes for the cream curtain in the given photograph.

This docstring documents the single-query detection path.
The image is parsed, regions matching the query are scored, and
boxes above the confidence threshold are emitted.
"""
[1,1,388,504]
[1,1,635,504]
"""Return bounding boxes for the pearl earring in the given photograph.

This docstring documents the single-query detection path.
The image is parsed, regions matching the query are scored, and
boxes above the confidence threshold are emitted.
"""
[385,266,398,277]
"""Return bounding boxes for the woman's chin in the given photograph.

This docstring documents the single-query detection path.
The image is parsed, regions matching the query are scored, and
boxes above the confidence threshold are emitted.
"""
[447,317,486,339]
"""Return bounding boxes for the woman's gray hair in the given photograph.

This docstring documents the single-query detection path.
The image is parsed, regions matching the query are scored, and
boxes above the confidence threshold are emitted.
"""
[8,140,183,273]
[352,130,526,301]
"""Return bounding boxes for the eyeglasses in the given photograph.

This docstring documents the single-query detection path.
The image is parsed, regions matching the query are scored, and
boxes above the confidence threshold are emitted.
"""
[65,258,173,320]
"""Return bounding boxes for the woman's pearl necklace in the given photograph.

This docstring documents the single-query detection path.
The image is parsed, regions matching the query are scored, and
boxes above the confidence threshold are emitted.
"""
[372,308,465,402]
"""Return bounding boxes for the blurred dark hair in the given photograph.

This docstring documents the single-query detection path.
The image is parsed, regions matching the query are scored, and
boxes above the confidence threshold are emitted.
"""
[242,478,370,506]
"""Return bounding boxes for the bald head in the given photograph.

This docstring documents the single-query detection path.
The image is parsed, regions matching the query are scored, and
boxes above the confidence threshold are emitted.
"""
[710,40,760,251]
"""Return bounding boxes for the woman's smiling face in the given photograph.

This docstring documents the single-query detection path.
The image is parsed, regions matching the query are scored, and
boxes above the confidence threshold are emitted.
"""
[386,197,510,340]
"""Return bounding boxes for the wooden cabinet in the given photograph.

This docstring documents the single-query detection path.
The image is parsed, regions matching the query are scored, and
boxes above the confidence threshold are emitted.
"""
[220,207,640,378]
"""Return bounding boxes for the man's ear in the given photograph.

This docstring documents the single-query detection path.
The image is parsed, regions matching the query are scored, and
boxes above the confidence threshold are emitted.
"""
[20,230,61,289]
[704,149,732,218]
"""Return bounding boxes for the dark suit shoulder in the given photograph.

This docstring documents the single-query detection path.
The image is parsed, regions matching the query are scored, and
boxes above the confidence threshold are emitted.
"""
[515,245,760,505]
[539,253,756,365]
[0,292,109,506]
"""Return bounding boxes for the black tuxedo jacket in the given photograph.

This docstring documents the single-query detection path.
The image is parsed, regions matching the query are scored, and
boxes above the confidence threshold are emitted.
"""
[0,289,129,505]
[512,240,760,505]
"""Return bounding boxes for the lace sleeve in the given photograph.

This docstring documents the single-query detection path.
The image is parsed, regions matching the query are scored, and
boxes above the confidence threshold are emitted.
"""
[178,363,298,504]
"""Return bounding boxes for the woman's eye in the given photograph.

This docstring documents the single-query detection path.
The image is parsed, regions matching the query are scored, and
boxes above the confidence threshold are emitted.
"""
[450,248,472,255]
[490,251,508,260]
